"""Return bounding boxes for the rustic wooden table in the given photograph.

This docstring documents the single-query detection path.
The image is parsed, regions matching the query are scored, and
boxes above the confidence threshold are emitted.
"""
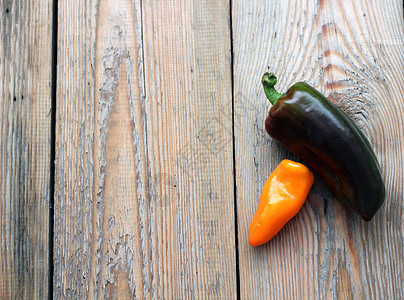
[1,0,403,299]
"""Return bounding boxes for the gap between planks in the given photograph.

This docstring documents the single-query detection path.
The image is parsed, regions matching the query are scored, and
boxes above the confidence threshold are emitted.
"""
[49,0,59,298]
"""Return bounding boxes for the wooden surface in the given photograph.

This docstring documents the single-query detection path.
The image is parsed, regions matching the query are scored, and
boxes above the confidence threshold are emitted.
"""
[0,0,52,299]
[54,0,236,298]
[0,0,403,299]
[234,0,404,299]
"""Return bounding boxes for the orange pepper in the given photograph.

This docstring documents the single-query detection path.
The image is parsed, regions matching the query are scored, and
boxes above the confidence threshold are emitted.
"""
[249,159,314,246]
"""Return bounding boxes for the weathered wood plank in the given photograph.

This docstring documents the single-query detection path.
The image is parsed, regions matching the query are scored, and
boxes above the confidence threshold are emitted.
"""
[233,0,404,299]
[0,1,52,298]
[55,0,236,298]
[54,0,145,297]
[141,0,236,298]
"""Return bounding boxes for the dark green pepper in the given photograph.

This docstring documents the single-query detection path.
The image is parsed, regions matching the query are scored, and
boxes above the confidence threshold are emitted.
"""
[262,72,385,221]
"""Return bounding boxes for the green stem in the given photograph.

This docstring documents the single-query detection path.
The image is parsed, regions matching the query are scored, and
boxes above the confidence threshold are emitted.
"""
[262,72,284,105]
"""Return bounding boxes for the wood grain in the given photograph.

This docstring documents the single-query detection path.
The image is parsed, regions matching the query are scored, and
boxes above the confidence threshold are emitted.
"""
[141,0,236,298]
[233,0,404,299]
[54,0,236,298]
[0,0,52,298]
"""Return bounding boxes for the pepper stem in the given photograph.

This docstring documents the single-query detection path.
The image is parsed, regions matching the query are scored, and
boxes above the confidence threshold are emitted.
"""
[262,72,284,105]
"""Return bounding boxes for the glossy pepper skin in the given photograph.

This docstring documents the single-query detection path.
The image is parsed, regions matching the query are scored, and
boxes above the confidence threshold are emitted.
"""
[262,72,385,221]
[249,159,314,246]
